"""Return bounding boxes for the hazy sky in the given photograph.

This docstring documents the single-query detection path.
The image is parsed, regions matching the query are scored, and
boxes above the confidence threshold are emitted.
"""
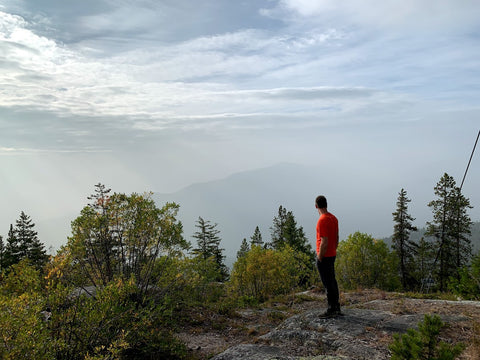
[1,0,479,250]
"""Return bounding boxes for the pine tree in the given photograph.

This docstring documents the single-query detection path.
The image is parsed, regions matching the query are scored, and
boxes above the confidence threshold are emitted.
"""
[237,238,250,259]
[270,206,313,257]
[192,217,228,281]
[449,186,473,276]
[86,183,116,284]
[3,212,48,270]
[415,237,436,292]
[392,189,418,290]
[270,206,288,249]
[250,226,263,247]
[0,235,4,272]
[4,224,19,268]
[425,173,473,291]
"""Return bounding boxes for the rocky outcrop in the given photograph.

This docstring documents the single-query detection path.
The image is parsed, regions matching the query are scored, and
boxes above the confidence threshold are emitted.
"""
[212,307,469,360]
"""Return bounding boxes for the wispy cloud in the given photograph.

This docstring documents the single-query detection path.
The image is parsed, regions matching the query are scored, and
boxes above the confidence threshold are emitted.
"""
[0,2,479,147]
[0,146,111,155]
[272,0,480,32]
[0,10,375,129]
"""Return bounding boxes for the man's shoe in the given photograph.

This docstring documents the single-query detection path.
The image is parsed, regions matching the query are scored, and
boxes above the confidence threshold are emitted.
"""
[319,309,339,318]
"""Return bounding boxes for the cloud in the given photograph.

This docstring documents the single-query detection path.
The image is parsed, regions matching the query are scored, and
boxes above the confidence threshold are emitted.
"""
[0,10,358,127]
[1,3,478,153]
[0,146,111,155]
[271,0,480,32]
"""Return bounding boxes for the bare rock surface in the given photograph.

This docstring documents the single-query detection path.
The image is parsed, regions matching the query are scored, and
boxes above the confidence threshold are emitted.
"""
[180,290,480,360]
[212,307,469,360]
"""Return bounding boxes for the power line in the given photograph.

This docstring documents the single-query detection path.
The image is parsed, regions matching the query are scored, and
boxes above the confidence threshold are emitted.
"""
[460,129,480,190]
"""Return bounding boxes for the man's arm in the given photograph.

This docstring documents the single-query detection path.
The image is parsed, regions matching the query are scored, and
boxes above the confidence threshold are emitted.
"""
[318,236,328,262]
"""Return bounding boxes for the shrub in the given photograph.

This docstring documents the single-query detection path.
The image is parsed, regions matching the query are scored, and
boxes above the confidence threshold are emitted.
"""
[336,232,401,291]
[0,261,52,360]
[389,314,465,360]
[229,245,313,303]
[447,251,480,300]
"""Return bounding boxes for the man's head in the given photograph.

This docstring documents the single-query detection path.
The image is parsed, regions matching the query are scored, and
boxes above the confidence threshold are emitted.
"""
[315,195,327,209]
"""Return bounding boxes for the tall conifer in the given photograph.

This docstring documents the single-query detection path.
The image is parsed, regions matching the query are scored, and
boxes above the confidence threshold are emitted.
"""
[426,173,472,290]
[237,238,250,259]
[250,226,263,247]
[192,217,228,281]
[3,212,48,270]
[392,189,418,290]
[270,206,313,256]
[0,235,4,272]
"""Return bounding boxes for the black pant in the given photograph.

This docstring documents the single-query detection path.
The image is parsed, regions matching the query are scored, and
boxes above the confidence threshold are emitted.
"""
[316,256,340,311]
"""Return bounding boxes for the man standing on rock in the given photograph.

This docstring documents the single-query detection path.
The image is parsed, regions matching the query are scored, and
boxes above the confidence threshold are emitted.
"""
[315,195,341,317]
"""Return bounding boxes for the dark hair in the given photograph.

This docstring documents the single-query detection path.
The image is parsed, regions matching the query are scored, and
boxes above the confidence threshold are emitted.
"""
[315,195,327,208]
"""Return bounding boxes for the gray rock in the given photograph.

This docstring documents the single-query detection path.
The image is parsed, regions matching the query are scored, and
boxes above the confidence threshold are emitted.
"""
[212,343,347,360]
[211,344,292,360]
[212,308,465,360]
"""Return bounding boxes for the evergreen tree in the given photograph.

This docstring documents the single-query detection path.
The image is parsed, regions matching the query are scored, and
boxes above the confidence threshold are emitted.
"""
[270,206,288,249]
[0,235,4,272]
[415,237,436,292]
[392,188,418,290]
[425,173,473,291]
[192,217,228,281]
[269,206,315,287]
[3,213,48,270]
[237,238,250,259]
[449,186,473,276]
[269,206,313,257]
[3,224,19,268]
[86,183,116,284]
[250,226,263,247]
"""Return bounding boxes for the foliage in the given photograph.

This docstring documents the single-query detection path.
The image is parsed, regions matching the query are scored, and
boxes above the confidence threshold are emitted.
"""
[269,206,314,258]
[389,314,464,360]
[250,226,263,247]
[47,276,188,360]
[0,260,52,360]
[425,173,473,291]
[447,251,480,300]
[191,216,229,281]
[268,206,315,287]
[153,255,226,308]
[0,235,4,272]
[336,232,401,291]
[229,245,315,303]
[67,184,188,291]
[1,185,195,360]
[414,237,437,293]
[237,238,250,260]
[392,188,418,290]
[2,212,48,271]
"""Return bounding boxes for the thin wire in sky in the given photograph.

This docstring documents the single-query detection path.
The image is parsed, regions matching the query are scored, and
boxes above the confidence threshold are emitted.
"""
[460,129,480,190]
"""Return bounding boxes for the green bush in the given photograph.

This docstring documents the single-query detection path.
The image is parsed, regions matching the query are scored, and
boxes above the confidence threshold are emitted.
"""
[0,261,52,360]
[447,251,480,300]
[389,314,465,360]
[229,245,314,303]
[336,232,401,291]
